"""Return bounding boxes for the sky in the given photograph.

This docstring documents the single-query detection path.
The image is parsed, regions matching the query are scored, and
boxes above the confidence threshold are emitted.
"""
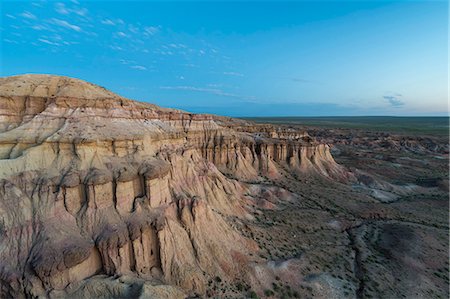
[0,0,448,117]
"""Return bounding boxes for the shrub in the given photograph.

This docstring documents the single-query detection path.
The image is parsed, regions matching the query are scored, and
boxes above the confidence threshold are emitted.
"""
[264,289,275,296]
[236,282,244,291]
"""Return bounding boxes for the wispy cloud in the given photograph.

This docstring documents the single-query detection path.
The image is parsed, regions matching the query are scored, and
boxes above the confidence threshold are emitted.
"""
[55,3,69,15]
[72,7,88,16]
[160,85,255,100]
[50,18,82,32]
[3,38,19,44]
[153,48,175,56]
[38,38,60,46]
[130,65,147,71]
[128,24,139,33]
[144,26,160,36]
[383,94,404,107]
[161,86,222,93]
[109,45,123,51]
[290,77,309,83]
[31,24,52,31]
[62,41,79,45]
[168,43,187,49]
[32,2,44,8]
[20,11,37,20]
[55,2,88,16]
[4,1,224,76]
[223,71,244,77]
[119,59,135,65]
[116,31,128,38]
[183,63,199,68]
[101,19,116,26]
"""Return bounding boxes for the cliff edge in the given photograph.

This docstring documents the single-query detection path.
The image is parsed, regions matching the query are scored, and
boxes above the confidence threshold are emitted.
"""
[0,74,349,298]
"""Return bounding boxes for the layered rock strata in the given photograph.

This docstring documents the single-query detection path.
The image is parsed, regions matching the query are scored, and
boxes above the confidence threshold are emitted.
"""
[0,75,346,298]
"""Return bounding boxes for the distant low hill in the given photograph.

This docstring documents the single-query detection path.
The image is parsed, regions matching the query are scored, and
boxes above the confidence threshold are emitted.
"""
[242,116,450,136]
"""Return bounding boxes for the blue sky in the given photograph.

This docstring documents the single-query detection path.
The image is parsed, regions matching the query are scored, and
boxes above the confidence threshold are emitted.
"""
[1,0,448,116]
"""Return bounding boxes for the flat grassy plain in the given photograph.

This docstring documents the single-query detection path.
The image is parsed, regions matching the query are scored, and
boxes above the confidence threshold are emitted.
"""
[242,116,449,136]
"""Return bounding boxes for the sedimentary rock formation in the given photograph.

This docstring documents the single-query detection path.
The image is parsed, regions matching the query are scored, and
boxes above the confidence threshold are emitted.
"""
[0,74,346,298]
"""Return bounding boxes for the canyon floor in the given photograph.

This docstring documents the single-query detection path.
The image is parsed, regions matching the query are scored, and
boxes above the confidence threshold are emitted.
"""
[0,75,448,299]
[235,117,449,299]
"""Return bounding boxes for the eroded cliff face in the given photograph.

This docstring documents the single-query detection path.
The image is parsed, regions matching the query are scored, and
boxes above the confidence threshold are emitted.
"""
[0,75,348,298]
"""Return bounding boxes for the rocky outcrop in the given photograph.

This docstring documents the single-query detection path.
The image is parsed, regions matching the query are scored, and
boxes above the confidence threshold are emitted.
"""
[0,74,347,298]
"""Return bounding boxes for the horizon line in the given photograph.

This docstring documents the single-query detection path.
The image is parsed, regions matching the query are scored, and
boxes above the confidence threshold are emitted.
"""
[238,115,450,118]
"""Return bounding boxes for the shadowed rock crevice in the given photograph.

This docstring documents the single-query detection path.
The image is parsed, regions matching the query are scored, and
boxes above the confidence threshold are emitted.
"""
[345,227,365,299]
